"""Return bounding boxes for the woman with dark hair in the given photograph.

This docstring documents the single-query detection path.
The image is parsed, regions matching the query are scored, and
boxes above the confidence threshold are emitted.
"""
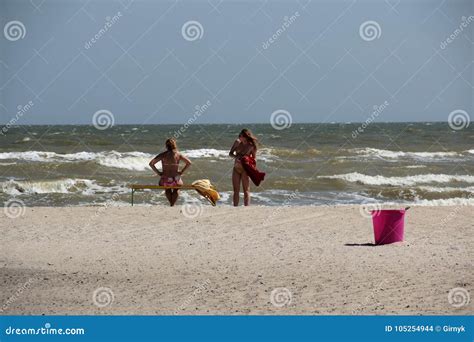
[228,129,260,206]
[149,138,192,206]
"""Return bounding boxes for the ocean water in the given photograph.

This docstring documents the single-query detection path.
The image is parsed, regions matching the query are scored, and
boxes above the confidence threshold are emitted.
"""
[1,123,473,207]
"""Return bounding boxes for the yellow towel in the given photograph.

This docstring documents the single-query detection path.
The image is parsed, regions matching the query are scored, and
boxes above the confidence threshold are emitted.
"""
[192,179,220,206]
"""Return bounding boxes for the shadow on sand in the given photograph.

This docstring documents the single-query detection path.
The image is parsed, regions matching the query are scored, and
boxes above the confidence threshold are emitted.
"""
[344,243,376,247]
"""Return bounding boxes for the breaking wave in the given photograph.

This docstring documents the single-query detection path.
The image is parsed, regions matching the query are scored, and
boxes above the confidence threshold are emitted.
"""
[319,172,474,186]
[1,179,128,196]
[350,148,464,160]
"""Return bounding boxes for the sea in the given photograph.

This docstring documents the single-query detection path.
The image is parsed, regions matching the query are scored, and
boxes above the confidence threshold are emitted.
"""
[1,123,473,207]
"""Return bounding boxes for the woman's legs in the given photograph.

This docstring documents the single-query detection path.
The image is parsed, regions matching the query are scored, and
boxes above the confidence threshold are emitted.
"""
[232,167,241,206]
[165,189,173,206]
[242,172,250,206]
[171,189,179,206]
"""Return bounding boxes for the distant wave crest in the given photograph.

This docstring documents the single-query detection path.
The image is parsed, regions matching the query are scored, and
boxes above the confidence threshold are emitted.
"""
[0,149,247,171]
[350,148,463,160]
[319,172,474,186]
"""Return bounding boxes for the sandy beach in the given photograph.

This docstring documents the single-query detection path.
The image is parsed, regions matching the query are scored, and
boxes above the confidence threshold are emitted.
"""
[0,205,472,315]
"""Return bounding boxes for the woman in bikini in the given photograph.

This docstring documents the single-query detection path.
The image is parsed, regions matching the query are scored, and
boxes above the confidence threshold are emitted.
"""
[229,129,258,206]
[149,138,192,206]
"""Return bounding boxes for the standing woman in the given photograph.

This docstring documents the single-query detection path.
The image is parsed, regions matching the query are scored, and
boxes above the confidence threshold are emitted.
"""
[229,129,258,206]
[149,138,192,206]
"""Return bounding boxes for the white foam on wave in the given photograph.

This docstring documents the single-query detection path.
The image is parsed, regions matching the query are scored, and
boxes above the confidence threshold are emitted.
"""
[0,151,155,171]
[405,165,426,169]
[0,148,276,170]
[182,149,229,159]
[181,148,274,162]
[95,151,153,171]
[0,179,128,196]
[0,151,59,162]
[412,197,474,206]
[319,172,474,186]
[417,186,474,193]
[351,148,461,160]
[0,151,103,162]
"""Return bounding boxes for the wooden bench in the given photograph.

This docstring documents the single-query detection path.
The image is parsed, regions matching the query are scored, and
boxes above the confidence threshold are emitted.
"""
[128,184,196,206]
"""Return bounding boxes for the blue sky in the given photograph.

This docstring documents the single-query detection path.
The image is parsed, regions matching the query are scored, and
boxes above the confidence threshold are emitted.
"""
[0,0,473,124]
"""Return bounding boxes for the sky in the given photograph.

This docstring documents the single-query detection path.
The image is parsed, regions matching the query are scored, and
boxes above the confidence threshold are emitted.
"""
[0,0,473,124]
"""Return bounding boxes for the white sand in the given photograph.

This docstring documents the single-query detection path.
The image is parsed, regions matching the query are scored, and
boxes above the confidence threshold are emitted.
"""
[0,205,472,315]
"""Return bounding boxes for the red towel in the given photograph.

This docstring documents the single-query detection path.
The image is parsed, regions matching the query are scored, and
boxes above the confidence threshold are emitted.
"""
[241,155,265,186]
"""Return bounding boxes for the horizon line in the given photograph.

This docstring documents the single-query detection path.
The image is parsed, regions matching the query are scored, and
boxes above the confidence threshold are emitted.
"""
[4,121,450,126]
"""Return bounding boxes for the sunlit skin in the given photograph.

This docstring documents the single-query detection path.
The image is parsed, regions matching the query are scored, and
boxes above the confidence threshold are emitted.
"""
[149,140,191,206]
[229,130,257,206]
